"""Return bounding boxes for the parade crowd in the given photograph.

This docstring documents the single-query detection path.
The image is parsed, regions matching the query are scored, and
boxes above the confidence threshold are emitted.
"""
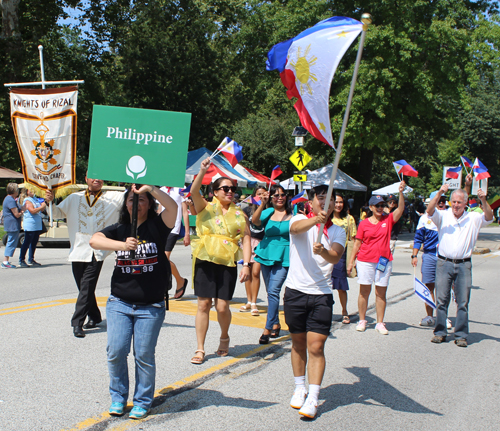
[1,162,494,420]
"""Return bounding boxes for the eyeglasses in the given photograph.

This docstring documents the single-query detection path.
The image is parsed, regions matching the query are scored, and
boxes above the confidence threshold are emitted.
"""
[272,194,286,199]
[374,204,387,209]
[215,186,237,193]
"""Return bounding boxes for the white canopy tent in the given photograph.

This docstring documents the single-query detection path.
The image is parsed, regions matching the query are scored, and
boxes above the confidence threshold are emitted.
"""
[280,164,367,191]
[372,182,413,196]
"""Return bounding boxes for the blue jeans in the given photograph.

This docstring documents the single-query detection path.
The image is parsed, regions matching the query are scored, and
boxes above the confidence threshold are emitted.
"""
[106,295,165,409]
[19,230,40,263]
[261,264,288,330]
[4,231,20,258]
[434,259,472,340]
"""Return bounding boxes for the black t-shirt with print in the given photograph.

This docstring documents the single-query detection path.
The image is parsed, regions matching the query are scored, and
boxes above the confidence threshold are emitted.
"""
[101,215,172,305]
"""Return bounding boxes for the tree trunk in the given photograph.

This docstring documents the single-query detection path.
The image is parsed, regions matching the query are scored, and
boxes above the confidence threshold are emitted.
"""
[1,0,21,39]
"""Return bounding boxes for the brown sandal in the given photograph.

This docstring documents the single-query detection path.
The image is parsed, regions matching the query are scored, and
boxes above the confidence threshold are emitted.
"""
[190,350,205,364]
[216,337,230,357]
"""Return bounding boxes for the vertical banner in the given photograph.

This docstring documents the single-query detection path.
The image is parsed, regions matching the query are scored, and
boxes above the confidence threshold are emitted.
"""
[10,86,78,193]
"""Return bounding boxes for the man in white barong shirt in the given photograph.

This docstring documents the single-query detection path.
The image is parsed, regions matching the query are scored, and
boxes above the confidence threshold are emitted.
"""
[46,176,124,338]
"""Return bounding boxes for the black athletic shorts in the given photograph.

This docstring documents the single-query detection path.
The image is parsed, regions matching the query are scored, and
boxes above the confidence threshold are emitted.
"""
[165,233,179,252]
[284,287,334,336]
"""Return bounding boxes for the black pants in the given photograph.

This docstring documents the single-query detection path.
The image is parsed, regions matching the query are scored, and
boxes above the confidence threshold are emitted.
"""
[71,255,104,327]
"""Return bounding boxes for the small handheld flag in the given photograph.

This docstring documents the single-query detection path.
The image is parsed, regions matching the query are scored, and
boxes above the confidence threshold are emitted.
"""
[291,190,308,206]
[270,165,283,181]
[472,158,491,180]
[243,195,262,206]
[414,276,436,310]
[179,184,192,198]
[219,139,243,168]
[468,199,478,208]
[460,156,473,168]
[445,166,462,179]
[393,160,418,179]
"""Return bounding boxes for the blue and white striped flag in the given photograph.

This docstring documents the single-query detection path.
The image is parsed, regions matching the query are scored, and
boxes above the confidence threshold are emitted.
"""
[414,277,436,309]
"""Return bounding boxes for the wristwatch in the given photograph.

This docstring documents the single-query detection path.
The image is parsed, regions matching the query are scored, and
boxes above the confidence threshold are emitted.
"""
[411,255,418,258]
[242,262,250,267]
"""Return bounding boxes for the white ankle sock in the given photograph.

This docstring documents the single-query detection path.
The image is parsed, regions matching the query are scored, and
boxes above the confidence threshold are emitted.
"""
[308,384,321,402]
[294,376,306,390]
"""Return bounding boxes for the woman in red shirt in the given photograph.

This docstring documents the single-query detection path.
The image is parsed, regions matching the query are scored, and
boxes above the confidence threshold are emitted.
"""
[347,181,405,335]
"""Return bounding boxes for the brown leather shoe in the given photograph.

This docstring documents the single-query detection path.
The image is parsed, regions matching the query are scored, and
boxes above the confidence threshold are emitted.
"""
[431,335,446,343]
[455,339,468,347]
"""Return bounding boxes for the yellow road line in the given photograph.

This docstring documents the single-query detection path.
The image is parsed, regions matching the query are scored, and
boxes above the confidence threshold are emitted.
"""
[0,297,286,328]
[63,335,291,431]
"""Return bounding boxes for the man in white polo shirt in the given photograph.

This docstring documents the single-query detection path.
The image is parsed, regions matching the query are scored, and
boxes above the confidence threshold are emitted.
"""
[426,184,493,347]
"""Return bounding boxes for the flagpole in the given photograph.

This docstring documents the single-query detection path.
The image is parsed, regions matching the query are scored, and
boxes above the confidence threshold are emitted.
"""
[317,13,372,243]
[38,45,55,228]
[460,159,470,176]
[210,138,231,159]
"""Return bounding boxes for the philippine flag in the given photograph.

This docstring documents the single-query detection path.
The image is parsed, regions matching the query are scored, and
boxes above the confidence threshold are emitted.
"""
[468,199,478,208]
[270,165,283,182]
[266,17,363,149]
[179,184,192,198]
[445,166,462,179]
[472,158,491,180]
[216,137,243,167]
[243,195,262,206]
[460,155,473,168]
[393,160,418,177]
[291,190,308,206]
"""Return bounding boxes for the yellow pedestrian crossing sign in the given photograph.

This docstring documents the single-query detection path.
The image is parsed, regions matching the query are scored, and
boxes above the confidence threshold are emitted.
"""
[290,148,312,170]
[294,171,307,182]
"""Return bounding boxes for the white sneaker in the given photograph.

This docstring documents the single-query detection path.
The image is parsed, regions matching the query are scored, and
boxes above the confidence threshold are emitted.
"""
[356,320,367,332]
[299,397,318,418]
[447,319,452,329]
[420,316,435,326]
[290,387,307,409]
[375,322,389,335]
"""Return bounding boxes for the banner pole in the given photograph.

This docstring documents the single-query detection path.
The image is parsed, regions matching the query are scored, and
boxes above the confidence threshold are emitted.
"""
[38,45,55,227]
[316,13,371,243]
[130,192,139,259]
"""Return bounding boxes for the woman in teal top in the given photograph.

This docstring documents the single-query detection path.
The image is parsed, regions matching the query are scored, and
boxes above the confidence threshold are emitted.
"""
[19,188,46,267]
[253,184,292,344]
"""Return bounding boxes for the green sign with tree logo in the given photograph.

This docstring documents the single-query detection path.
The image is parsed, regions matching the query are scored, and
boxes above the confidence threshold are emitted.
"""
[88,105,191,186]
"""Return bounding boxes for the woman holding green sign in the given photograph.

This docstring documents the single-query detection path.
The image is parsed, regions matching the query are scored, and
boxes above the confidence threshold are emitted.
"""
[90,184,177,420]
[190,157,251,364]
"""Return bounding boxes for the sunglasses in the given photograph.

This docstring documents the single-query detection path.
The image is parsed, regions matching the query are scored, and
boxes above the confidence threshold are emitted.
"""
[374,204,387,209]
[438,199,447,204]
[215,186,237,193]
[272,194,286,199]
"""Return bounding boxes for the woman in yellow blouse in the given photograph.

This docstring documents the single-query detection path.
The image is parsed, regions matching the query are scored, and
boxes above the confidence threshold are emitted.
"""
[331,193,357,324]
[190,157,251,364]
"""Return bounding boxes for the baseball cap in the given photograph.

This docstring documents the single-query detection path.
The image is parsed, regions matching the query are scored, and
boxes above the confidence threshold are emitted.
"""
[369,195,385,206]
[386,194,397,202]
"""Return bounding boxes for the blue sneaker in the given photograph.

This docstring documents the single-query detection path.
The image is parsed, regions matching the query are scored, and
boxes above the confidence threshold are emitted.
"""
[129,406,149,420]
[109,402,125,416]
[1,262,16,269]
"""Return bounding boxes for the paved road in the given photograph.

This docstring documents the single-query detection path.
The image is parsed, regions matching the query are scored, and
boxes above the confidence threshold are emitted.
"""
[1,227,499,430]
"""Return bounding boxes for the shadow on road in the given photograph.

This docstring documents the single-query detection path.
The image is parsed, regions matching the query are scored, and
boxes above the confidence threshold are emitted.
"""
[318,366,443,418]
